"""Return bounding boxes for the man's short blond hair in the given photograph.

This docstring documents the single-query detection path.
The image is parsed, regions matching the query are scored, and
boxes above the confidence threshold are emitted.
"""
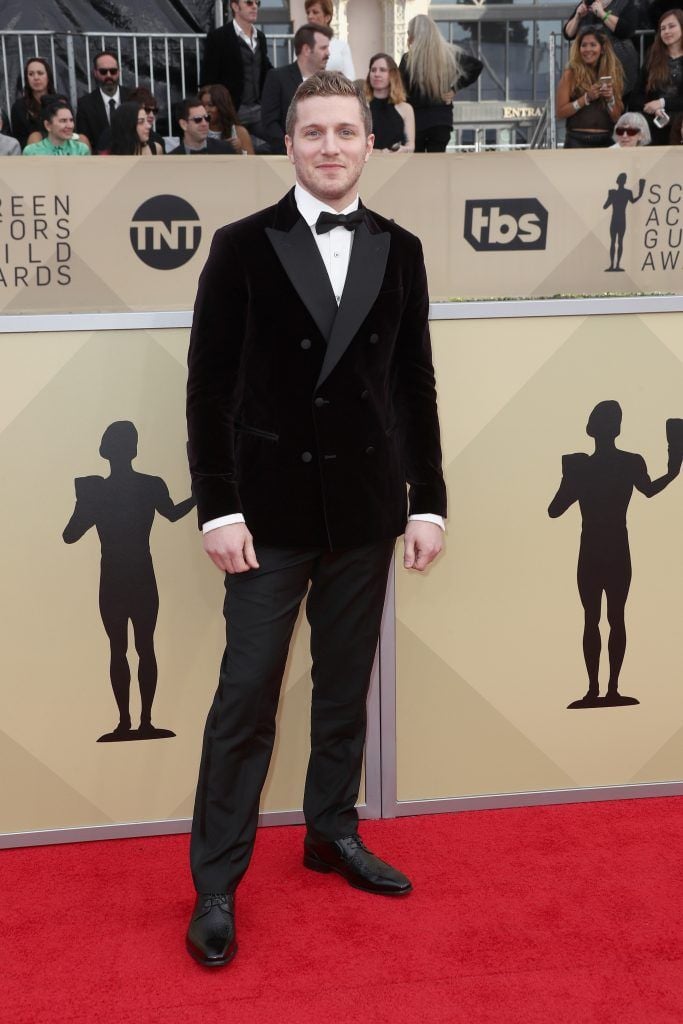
[285,71,372,138]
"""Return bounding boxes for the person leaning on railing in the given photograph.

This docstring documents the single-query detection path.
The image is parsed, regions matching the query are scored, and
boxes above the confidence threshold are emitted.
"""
[632,8,683,144]
[557,25,625,148]
[563,0,639,97]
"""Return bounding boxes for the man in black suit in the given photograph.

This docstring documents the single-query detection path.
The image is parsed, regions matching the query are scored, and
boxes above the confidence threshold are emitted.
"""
[169,97,238,154]
[185,71,446,968]
[75,50,128,153]
[202,0,272,145]
[261,23,332,154]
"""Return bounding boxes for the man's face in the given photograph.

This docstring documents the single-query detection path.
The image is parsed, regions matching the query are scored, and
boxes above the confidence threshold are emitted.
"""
[286,95,373,210]
[303,32,331,73]
[94,56,120,96]
[181,105,210,147]
[231,0,259,27]
[47,107,75,143]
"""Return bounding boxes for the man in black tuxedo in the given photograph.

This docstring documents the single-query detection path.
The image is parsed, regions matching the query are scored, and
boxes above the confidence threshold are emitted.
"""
[185,71,446,968]
[75,50,128,153]
[261,23,332,154]
[169,97,237,154]
[202,0,272,145]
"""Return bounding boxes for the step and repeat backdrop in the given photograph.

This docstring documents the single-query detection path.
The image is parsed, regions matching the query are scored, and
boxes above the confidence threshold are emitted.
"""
[0,327,330,838]
[0,149,681,309]
[1,153,683,841]
[396,313,683,804]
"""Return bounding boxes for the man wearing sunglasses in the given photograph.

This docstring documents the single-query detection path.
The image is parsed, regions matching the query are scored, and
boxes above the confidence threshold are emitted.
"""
[203,0,272,149]
[170,97,238,154]
[76,50,130,153]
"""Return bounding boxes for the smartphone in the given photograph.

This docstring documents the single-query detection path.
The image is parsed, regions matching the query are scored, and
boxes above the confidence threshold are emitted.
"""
[654,109,670,128]
[599,76,612,84]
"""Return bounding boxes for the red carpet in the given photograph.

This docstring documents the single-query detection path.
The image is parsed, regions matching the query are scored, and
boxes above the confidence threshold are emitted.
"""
[3,798,683,1024]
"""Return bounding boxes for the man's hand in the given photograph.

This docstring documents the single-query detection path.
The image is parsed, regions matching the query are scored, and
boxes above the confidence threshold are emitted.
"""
[203,523,259,574]
[403,521,444,572]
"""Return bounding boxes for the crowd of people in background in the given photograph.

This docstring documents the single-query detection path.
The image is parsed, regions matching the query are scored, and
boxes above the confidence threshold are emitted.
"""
[1,0,681,156]
[558,3,683,146]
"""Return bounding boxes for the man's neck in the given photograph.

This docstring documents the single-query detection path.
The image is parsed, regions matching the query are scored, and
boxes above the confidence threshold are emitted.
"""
[185,140,207,152]
[296,181,359,214]
[297,56,314,79]
[234,15,254,38]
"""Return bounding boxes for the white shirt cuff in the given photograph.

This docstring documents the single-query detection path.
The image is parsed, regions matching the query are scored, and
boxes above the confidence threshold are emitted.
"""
[408,514,445,531]
[202,513,246,534]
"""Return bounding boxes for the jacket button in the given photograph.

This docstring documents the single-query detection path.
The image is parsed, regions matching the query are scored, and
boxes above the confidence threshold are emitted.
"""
[300,338,312,350]
[314,397,327,408]
[301,451,313,463]
[365,446,375,456]
[360,390,369,400]
[369,333,379,345]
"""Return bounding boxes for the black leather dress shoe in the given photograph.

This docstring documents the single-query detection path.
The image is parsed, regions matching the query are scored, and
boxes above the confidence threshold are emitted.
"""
[186,893,237,967]
[303,833,412,895]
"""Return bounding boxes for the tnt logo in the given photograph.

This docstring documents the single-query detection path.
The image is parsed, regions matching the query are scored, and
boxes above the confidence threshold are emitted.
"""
[464,198,548,252]
[130,195,201,269]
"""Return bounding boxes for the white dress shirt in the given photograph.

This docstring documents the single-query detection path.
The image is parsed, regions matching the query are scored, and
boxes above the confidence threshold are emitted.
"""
[202,183,444,533]
[233,19,258,52]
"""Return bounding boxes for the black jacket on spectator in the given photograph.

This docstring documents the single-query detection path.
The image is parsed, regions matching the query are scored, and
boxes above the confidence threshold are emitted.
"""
[76,89,130,152]
[170,138,238,154]
[260,61,303,155]
[399,51,482,132]
[10,97,44,149]
[632,57,683,144]
[202,22,272,110]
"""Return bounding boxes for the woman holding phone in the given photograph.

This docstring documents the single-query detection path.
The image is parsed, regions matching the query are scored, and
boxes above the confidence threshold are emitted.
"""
[633,9,683,145]
[563,0,638,96]
[556,26,624,148]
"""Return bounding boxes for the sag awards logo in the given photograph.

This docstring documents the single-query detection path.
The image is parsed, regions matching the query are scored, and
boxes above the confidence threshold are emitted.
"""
[603,173,681,273]
[0,193,72,287]
[463,198,548,252]
[130,194,201,270]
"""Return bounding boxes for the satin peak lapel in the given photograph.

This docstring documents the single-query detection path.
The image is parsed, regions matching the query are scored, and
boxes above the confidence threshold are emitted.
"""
[265,219,338,343]
[316,222,390,389]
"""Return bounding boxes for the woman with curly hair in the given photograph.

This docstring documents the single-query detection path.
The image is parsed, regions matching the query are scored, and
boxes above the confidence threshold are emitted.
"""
[199,83,254,154]
[634,9,683,145]
[10,57,56,149]
[365,53,415,152]
[107,102,163,155]
[399,13,482,153]
[556,25,624,148]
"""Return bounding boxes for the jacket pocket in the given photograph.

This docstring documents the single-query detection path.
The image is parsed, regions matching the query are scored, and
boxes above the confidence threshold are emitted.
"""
[235,422,279,442]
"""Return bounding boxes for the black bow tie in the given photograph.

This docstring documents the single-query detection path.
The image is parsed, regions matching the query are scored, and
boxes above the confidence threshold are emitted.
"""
[315,210,365,235]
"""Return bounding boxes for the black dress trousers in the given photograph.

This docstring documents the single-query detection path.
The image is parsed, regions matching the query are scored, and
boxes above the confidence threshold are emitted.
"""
[190,538,395,894]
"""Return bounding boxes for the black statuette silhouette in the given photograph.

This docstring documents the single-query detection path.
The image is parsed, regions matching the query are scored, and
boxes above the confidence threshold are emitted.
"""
[63,421,195,741]
[549,402,682,709]
[603,173,645,273]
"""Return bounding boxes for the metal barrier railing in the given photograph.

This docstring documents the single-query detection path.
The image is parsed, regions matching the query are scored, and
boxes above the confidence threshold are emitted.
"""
[0,29,295,137]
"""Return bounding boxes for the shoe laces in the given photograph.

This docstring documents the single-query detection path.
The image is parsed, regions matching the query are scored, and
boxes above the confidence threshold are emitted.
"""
[344,833,370,854]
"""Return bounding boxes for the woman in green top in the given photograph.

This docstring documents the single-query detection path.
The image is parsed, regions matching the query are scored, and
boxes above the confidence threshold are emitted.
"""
[23,102,90,156]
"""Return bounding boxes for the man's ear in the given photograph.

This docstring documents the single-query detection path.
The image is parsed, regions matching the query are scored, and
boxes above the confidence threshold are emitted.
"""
[178,118,188,133]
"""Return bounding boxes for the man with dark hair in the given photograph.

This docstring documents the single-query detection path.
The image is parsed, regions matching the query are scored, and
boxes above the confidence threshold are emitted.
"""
[202,0,272,146]
[260,23,333,154]
[76,50,129,153]
[170,98,237,154]
[185,70,446,969]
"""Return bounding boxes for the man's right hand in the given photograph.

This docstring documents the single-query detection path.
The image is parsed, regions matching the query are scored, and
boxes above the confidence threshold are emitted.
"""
[203,524,259,574]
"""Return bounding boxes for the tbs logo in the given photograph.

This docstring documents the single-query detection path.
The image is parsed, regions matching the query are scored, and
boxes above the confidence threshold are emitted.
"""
[130,194,202,269]
[464,198,548,252]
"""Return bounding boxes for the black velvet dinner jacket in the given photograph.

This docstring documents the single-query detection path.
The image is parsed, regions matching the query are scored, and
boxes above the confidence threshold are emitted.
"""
[186,189,446,550]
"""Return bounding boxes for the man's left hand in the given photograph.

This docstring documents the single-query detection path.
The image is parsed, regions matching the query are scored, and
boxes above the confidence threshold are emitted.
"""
[403,521,444,572]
